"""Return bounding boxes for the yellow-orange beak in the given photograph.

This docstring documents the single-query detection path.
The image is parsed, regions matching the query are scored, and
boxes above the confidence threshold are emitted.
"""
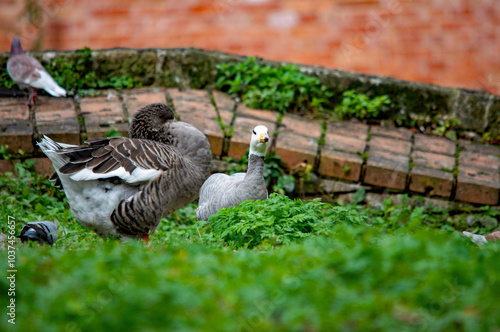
[259,133,269,143]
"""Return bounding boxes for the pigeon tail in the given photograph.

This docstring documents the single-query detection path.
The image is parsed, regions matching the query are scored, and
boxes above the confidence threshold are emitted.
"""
[37,70,67,97]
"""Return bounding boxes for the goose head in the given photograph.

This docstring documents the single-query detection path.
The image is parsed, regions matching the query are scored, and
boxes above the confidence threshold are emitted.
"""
[249,125,270,157]
[129,103,175,141]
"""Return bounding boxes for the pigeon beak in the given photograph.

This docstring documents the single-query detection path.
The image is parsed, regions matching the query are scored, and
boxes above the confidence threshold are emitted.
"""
[259,133,269,143]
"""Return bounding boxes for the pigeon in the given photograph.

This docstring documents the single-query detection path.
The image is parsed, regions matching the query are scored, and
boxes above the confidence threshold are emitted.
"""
[20,221,58,246]
[7,37,66,105]
[463,231,500,246]
[196,125,270,221]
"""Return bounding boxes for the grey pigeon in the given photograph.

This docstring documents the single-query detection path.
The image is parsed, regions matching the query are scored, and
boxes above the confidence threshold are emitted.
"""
[20,221,58,246]
[196,125,270,221]
[38,103,212,242]
[7,37,66,105]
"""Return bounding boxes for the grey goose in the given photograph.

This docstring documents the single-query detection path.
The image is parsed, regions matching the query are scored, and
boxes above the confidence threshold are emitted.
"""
[196,125,270,221]
[39,103,212,241]
[7,37,66,105]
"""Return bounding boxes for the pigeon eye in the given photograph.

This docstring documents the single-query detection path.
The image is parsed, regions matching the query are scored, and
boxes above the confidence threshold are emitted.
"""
[252,130,256,135]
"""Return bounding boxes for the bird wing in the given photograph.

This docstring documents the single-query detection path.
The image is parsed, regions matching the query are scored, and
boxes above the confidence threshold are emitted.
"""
[56,137,179,184]
[7,54,44,86]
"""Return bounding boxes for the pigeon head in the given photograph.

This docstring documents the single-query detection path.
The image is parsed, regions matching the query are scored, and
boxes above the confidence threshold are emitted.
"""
[10,38,24,55]
[129,103,176,141]
[249,125,270,157]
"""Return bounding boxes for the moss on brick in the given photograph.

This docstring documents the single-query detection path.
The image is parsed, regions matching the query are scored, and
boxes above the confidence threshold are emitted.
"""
[93,49,156,87]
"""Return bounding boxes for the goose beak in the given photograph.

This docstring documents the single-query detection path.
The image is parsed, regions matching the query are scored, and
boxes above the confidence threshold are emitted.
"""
[259,133,269,143]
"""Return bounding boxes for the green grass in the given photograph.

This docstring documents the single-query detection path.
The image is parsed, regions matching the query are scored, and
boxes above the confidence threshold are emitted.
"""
[1,161,500,331]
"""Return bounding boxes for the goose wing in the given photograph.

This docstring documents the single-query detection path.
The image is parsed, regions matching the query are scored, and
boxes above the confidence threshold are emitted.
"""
[56,137,178,184]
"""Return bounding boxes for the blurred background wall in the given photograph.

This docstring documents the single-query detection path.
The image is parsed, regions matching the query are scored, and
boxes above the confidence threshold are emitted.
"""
[1,0,499,94]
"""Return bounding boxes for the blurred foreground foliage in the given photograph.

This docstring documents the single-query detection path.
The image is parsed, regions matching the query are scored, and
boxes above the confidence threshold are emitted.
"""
[1,161,500,331]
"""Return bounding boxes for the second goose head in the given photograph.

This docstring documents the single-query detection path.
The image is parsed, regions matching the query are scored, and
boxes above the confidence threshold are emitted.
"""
[249,125,270,157]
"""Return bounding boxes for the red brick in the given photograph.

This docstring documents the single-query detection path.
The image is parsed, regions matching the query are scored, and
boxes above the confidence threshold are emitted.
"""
[455,166,500,205]
[34,97,80,145]
[30,157,54,177]
[411,150,455,170]
[168,89,224,156]
[414,134,456,156]
[318,149,363,182]
[235,103,279,124]
[280,114,322,139]
[275,132,318,168]
[458,139,500,156]
[0,159,15,174]
[79,96,128,139]
[364,150,409,190]
[459,151,500,171]
[212,90,235,136]
[369,136,412,156]
[227,117,276,159]
[324,132,366,154]
[0,100,33,153]
[123,89,167,117]
[370,126,414,141]
[327,121,369,140]
[409,166,453,197]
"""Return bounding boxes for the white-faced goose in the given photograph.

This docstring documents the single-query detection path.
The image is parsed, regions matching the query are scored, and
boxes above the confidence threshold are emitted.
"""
[7,38,66,105]
[39,103,212,241]
[196,125,270,221]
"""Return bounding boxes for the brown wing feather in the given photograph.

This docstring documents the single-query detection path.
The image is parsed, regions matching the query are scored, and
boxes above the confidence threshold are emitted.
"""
[56,137,177,179]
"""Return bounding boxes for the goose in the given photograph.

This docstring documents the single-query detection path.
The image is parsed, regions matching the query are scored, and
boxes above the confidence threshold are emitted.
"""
[196,125,270,221]
[7,37,66,105]
[20,221,58,246]
[38,103,212,241]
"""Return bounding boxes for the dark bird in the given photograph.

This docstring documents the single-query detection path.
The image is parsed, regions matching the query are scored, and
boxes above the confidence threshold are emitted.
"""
[38,103,212,241]
[7,37,66,105]
[197,125,270,221]
[20,221,58,246]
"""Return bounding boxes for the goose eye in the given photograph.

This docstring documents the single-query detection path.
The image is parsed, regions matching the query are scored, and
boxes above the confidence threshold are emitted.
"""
[252,130,256,135]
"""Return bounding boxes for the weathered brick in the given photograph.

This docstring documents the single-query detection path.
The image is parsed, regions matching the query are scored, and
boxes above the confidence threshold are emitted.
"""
[0,100,33,153]
[324,132,366,154]
[327,121,369,140]
[411,150,455,170]
[455,166,500,205]
[0,159,15,174]
[275,131,318,168]
[227,116,275,159]
[34,97,80,145]
[123,89,167,117]
[31,157,54,177]
[370,126,414,141]
[364,150,409,190]
[414,134,456,156]
[459,151,500,171]
[409,166,453,197]
[369,136,412,156]
[458,139,500,156]
[79,95,128,139]
[168,89,224,156]
[236,103,279,124]
[280,114,322,139]
[318,149,363,182]
[212,90,235,131]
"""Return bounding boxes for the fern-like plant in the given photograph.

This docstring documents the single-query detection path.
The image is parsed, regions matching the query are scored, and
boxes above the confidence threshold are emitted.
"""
[199,193,366,250]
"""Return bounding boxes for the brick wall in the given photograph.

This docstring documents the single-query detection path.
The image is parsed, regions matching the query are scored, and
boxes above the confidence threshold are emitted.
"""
[1,0,499,94]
